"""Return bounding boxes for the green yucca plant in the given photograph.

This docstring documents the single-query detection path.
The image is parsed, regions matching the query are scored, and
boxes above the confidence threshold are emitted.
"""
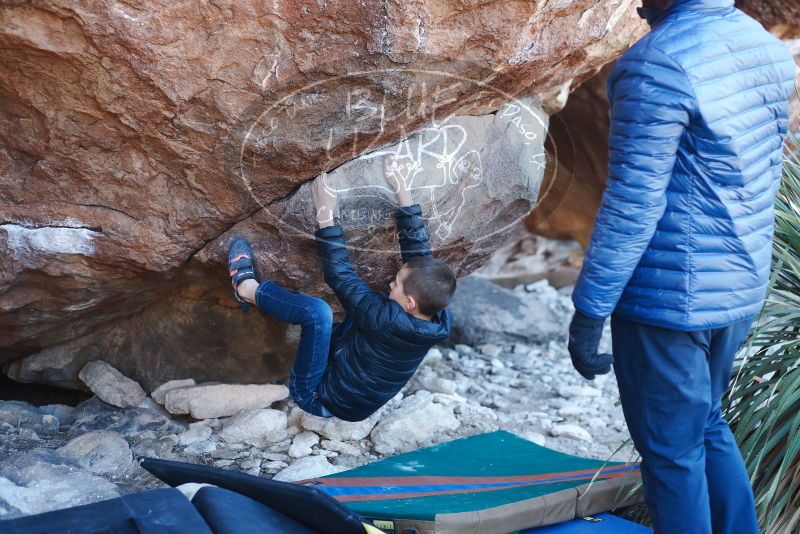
[724,130,800,533]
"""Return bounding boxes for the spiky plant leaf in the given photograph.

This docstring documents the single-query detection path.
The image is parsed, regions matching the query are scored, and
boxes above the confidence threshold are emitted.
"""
[725,125,800,533]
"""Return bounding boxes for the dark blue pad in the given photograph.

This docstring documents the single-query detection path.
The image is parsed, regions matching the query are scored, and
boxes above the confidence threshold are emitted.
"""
[0,488,211,534]
[192,486,315,534]
[141,457,364,534]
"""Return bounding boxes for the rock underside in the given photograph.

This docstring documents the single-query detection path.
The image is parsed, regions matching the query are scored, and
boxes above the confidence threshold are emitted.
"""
[0,0,648,389]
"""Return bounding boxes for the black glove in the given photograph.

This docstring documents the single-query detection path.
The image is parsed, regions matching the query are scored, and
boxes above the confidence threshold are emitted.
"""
[568,309,613,380]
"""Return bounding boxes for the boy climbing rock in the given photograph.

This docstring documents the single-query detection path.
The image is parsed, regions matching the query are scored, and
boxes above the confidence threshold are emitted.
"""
[227,155,456,421]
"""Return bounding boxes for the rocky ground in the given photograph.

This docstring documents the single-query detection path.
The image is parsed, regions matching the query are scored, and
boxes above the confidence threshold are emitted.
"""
[0,275,635,521]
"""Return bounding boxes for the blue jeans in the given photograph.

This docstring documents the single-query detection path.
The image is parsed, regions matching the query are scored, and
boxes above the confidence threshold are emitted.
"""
[611,315,758,534]
[255,281,333,417]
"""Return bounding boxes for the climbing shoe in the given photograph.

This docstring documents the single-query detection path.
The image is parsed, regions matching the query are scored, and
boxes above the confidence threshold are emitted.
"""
[228,236,257,312]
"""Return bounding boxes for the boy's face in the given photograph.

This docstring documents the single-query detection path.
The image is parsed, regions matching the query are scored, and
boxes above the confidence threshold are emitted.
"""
[389,265,417,312]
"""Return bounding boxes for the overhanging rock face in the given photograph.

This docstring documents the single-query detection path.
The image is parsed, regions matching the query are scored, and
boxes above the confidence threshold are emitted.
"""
[0,1,647,390]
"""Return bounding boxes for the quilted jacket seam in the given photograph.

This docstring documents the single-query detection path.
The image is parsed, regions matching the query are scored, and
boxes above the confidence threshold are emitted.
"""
[703,74,788,110]
[681,40,779,70]
[644,46,699,330]
[693,59,796,90]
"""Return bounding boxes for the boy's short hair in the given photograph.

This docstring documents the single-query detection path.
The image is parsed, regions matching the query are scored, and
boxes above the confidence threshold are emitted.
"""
[402,255,457,316]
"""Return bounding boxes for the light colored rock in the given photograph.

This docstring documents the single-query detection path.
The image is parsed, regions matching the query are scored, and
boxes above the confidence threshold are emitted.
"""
[320,440,361,456]
[550,424,593,443]
[136,396,169,415]
[240,459,261,470]
[220,409,288,447]
[443,349,460,362]
[300,411,381,441]
[417,376,458,395]
[272,455,346,482]
[57,431,132,476]
[289,431,320,459]
[41,414,59,430]
[164,383,289,419]
[178,421,213,446]
[454,344,474,355]
[517,431,547,447]
[78,361,146,409]
[184,440,217,456]
[513,343,533,354]
[152,379,196,404]
[478,344,503,358]
[558,386,602,398]
[558,404,586,417]
[264,460,289,471]
[262,452,291,462]
[585,416,608,430]
[370,392,461,455]
[421,347,443,366]
[0,452,120,519]
[287,407,304,428]
[40,404,75,426]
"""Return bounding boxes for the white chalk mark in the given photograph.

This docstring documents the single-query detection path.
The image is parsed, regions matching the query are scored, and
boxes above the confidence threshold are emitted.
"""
[2,221,101,256]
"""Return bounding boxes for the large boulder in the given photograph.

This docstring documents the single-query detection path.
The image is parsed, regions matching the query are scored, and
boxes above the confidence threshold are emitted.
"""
[447,275,562,346]
[0,1,649,388]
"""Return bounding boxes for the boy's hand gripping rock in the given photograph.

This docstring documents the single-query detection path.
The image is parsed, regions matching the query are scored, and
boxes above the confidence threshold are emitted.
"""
[383,154,414,207]
[311,172,338,228]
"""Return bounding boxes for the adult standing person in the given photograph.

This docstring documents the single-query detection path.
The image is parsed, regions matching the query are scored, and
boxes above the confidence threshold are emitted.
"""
[566,1,796,533]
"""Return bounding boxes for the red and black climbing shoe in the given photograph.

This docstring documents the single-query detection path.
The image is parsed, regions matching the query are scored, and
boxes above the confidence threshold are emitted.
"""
[228,236,256,312]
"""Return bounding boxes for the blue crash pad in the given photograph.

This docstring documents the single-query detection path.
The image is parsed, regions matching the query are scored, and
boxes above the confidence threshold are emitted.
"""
[522,512,651,533]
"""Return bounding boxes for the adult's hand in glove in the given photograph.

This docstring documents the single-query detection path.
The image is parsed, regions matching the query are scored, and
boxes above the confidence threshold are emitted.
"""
[567,309,613,380]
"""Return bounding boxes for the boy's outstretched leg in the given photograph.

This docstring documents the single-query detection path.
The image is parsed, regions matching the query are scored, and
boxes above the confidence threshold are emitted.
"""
[255,281,334,418]
[227,236,334,417]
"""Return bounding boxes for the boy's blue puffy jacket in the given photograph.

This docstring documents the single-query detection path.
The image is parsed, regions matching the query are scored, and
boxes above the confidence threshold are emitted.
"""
[573,0,796,331]
[314,204,452,422]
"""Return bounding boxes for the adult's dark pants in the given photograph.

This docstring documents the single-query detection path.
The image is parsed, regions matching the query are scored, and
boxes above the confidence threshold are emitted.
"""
[611,314,759,534]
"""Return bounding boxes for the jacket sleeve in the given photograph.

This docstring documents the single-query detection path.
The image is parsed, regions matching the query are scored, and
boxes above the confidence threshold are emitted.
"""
[395,203,432,262]
[315,225,390,330]
[572,47,695,320]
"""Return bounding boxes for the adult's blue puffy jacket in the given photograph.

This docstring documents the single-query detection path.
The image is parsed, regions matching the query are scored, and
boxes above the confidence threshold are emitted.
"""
[314,204,452,422]
[573,0,796,331]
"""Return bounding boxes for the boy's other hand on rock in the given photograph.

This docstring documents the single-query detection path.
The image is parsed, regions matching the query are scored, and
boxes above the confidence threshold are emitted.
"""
[383,154,413,207]
[311,172,338,228]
